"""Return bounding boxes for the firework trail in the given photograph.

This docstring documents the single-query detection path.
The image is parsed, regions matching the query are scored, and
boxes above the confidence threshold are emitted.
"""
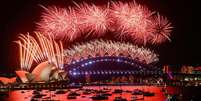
[64,40,159,64]
[15,32,64,71]
[14,34,34,71]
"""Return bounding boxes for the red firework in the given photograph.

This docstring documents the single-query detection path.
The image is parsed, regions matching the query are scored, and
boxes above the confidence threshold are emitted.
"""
[150,13,173,44]
[36,1,173,45]
[110,1,155,44]
[76,3,111,37]
[37,6,80,41]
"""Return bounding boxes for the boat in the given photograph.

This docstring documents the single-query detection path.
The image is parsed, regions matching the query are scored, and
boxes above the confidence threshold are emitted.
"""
[113,96,127,101]
[102,93,112,96]
[68,91,81,96]
[52,94,56,97]
[32,90,40,95]
[143,91,155,96]
[36,89,42,91]
[81,95,86,98]
[103,87,111,90]
[125,90,132,93]
[83,90,91,95]
[49,88,56,91]
[55,90,66,94]
[43,96,51,99]
[96,89,108,93]
[67,95,77,99]
[31,98,37,101]
[32,94,43,98]
[131,95,144,101]
[103,87,111,92]
[91,94,109,100]
[21,90,25,93]
[82,88,92,94]
[113,89,123,93]
[131,89,144,95]
[131,96,137,101]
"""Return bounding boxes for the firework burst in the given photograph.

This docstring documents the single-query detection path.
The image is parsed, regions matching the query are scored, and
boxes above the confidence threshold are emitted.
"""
[150,13,173,44]
[36,1,173,45]
[76,3,111,37]
[37,6,80,41]
[64,40,159,64]
[110,1,154,44]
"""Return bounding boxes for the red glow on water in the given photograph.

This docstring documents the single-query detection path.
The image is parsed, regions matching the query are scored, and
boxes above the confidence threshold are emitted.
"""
[7,86,178,101]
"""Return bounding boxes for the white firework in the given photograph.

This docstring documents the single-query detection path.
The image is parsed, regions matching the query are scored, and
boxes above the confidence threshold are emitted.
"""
[64,40,159,64]
[15,32,64,71]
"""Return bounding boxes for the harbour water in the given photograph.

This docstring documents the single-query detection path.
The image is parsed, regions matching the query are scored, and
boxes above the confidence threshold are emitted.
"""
[4,86,180,101]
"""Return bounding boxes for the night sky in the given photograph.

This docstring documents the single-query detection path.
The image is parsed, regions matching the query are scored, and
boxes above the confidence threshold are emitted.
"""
[0,0,200,72]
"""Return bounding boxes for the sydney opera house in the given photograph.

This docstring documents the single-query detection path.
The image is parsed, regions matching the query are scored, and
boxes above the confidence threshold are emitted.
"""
[0,62,67,85]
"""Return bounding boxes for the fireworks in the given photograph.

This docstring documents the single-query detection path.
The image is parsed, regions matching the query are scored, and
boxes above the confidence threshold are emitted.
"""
[36,1,172,45]
[37,6,80,41]
[14,34,34,71]
[77,3,110,36]
[110,1,154,44]
[150,13,173,44]
[64,40,159,64]
[15,1,174,71]
[15,32,64,71]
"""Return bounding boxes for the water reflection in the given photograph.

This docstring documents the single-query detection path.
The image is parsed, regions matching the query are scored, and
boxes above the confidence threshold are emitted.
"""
[6,86,177,101]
